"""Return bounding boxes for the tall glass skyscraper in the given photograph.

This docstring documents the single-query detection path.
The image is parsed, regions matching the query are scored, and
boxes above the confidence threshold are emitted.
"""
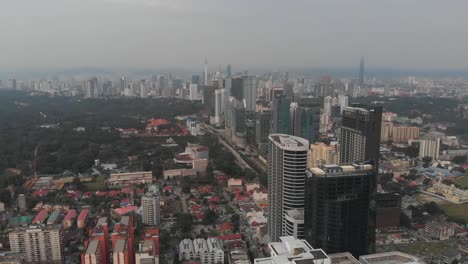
[305,164,375,257]
[271,94,291,135]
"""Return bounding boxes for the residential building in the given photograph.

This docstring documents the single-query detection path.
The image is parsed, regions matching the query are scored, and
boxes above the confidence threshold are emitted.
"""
[63,209,76,229]
[419,138,441,160]
[305,164,374,257]
[225,97,247,147]
[268,134,309,242]
[135,240,159,264]
[392,126,420,143]
[254,236,330,264]
[108,171,153,187]
[214,88,226,125]
[113,239,130,264]
[142,191,160,226]
[359,251,422,264]
[9,225,63,264]
[308,142,340,168]
[179,238,224,264]
[425,221,455,240]
[77,209,89,229]
[82,240,103,264]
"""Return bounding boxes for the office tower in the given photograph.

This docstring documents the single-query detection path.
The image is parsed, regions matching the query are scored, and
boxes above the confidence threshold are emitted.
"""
[203,85,216,115]
[204,58,208,86]
[9,225,63,264]
[120,76,127,94]
[305,164,375,257]
[268,134,309,242]
[225,97,247,147]
[142,191,161,226]
[18,194,26,212]
[359,57,365,85]
[419,138,441,160]
[214,89,226,125]
[308,142,340,168]
[271,94,291,135]
[231,77,243,101]
[376,192,401,231]
[189,84,198,101]
[340,105,382,169]
[192,75,201,86]
[255,110,272,154]
[242,76,257,112]
[227,64,232,78]
[8,79,17,90]
[290,98,321,143]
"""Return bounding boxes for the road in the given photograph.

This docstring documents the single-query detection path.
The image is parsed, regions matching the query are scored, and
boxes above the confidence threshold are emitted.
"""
[203,124,253,170]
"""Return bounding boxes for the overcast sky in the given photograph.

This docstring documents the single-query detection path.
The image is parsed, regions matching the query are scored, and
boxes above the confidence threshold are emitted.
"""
[1,0,467,71]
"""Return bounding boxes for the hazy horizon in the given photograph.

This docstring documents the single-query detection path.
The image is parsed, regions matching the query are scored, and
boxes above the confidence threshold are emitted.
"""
[1,0,468,71]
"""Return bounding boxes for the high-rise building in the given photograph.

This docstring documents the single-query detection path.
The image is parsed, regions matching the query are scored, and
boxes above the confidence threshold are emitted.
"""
[204,58,208,86]
[142,191,161,226]
[192,75,201,86]
[419,138,440,160]
[203,85,216,114]
[305,164,375,257]
[242,76,257,112]
[340,105,382,169]
[18,194,26,212]
[225,97,247,147]
[255,109,272,154]
[85,77,98,98]
[376,192,401,231]
[290,98,321,143]
[9,225,63,264]
[359,57,365,85]
[338,95,349,113]
[268,134,309,242]
[308,142,340,168]
[392,126,420,143]
[323,96,333,116]
[227,64,232,78]
[120,76,127,94]
[214,89,226,125]
[231,77,243,101]
[271,95,291,135]
[189,84,199,101]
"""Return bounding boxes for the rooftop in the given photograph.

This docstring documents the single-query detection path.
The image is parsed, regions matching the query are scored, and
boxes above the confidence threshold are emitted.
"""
[307,164,373,177]
[85,240,100,255]
[114,239,126,253]
[269,134,309,151]
[359,251,421,264]
[329,252,360,264]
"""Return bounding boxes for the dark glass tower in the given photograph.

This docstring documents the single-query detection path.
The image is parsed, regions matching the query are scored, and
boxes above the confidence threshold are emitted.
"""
[290,98,322,144]
[271,94,291,135]
[340,104,382,169]
[305,164,375,257]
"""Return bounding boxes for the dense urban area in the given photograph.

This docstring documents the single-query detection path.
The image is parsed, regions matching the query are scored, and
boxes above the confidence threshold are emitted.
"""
[0,63,468,264]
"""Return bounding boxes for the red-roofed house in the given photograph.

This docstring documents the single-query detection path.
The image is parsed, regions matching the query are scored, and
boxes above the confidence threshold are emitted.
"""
[191,205,202,212]
[96,191,107,197]
[77,209,89,229]
[208,196,221,203]
[195,212,205,221]
[121,188,132,194]
[217,222,234,234]
[113,206,138,218]
[198,186,213,193]
[217,234,242,241]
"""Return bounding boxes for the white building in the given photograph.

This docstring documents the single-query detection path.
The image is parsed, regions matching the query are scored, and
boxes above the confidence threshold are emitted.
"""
[190,84,199,101]
[9,225,63,264]
[284,209,304,239]
[242,76,257,112]
[179,238,224,264]
[268,134,309,242]
[337,95,348,113]
[359,251,422,264]
[419,138,440,160]
[135,240,159,264]
[254,236,330,264]
[142,192,160,226]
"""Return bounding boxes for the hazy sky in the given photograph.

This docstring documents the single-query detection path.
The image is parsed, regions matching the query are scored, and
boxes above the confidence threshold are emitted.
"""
[1,0,468,71]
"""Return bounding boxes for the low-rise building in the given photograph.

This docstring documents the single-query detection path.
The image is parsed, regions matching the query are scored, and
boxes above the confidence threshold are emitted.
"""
[425,221,455,240]
[108,171,153,187]
[359,251,422,264]
[179,238,224,264]
[254,236,330,264]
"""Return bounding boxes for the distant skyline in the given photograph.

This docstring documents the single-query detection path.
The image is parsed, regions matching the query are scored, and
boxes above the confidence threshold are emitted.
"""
[1,0,468,71]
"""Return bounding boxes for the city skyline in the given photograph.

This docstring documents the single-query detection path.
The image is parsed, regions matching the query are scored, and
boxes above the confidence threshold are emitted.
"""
[1,0,468,71]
